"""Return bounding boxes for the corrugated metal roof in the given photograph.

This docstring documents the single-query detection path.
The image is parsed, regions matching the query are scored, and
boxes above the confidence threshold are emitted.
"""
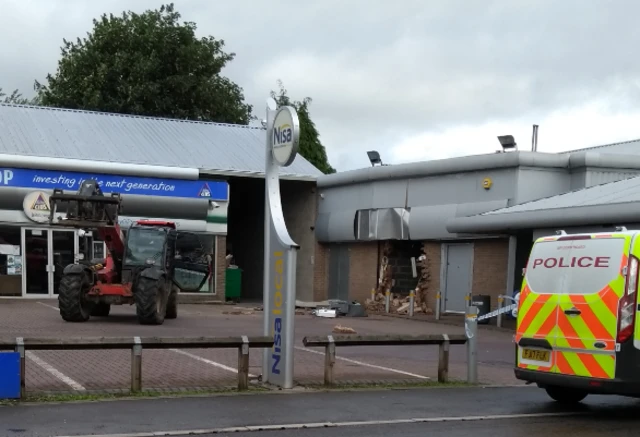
[0,103,323,180]
[483,175,640,215]
[559,138,640,155]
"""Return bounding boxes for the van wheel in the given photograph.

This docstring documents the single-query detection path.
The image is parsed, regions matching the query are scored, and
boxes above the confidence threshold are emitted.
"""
[545,386,588,404]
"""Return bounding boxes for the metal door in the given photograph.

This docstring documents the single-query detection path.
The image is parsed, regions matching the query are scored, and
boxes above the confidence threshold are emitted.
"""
[328,244,350,301]
[443,243,474,313]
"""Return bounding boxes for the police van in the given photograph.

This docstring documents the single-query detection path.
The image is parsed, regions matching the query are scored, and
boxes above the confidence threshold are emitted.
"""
[514,228,640,403]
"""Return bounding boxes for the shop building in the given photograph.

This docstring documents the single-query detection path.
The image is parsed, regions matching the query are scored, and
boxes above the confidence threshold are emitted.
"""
[313,141,640,315]
[0,104,322,301]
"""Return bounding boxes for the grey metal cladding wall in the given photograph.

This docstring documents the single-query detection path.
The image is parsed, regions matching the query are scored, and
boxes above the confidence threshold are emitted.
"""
[371,180,408,208]
[586,170,640,187]
[570,170,587,191]
[315,212,331,241]
[409,204,457,239]
[407,169,517,207]
[0,187,209,220]
[409,199,508,239]
[315,210,358,242]
[514,168,571,204]
[317,184,373,213]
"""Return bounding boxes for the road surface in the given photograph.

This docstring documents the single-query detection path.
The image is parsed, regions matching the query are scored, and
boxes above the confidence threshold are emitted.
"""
[2,386,640,436]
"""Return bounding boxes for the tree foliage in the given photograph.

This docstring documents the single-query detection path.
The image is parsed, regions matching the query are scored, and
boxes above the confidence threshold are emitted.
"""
[0,88,38,105]
[270,81,335,174]
[34,3,252,124]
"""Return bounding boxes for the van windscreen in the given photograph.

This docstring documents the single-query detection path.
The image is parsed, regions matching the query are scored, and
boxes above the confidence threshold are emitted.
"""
[525,237,626,295]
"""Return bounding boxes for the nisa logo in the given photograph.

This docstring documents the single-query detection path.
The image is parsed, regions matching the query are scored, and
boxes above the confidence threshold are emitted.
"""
[271,251,284,375]
[273,124,292,148]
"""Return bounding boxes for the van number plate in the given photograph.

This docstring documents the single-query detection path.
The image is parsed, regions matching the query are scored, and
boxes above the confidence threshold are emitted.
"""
[522,348,550,362]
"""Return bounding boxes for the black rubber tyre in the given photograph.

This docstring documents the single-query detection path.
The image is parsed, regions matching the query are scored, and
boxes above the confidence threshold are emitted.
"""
[58,273,92,322]
[545,386,588,404]
[135,275,166,325]
[90,302,111,317]
[165,287,178,319]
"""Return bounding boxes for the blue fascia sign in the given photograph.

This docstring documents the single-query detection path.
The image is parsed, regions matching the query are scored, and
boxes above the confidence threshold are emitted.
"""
[0,168,228,201]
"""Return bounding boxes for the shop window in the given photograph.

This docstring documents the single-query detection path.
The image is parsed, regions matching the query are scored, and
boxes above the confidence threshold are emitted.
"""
[0,225,23,296]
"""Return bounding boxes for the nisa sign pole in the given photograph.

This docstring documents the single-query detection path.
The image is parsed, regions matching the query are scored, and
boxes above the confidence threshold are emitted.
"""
[262,98,300,389]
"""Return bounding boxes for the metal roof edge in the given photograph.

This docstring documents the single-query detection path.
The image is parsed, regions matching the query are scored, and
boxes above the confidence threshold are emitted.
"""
[559,137,640,154]
[0,102,265,131]
[568,151,640,169]
[446,202,640,234]
[0,153,199,180]
[199,168,318,182]
[318,151,570,188]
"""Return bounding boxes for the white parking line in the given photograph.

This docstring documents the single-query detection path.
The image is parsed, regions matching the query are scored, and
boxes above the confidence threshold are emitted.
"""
[26,351,86,391]
[37,301,59,311]
[56,411,588,437]
[294,346,429,379]
[169,349,257,378]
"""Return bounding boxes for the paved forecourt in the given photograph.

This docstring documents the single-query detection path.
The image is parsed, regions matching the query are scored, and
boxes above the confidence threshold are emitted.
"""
[0,299,521,393]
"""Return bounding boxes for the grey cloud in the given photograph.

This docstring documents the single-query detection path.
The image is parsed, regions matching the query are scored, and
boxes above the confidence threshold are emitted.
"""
[2,0,640,171]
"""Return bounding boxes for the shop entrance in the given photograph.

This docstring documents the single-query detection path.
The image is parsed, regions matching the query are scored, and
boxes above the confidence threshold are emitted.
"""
[22,228,79,297]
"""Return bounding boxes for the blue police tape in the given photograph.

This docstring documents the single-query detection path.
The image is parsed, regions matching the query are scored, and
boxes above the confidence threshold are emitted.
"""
[474,303,518,322]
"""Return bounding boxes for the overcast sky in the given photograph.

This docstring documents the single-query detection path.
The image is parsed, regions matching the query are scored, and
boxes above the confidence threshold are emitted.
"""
[2,0,640,171]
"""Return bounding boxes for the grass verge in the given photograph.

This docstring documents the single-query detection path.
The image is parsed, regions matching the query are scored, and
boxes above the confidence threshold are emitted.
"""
[300,379,475,391]
[0,380,476,406]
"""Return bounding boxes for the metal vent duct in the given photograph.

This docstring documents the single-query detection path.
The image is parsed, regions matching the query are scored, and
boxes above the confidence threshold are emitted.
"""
[356,208,410,240]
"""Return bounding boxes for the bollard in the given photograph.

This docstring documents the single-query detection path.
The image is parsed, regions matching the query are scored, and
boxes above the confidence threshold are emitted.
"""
[435,292,441,320]
[131,336,142,393]
[465,305,478,384]
[15,337,25,399]
[370,288,376,303]
[237,336,250,391]
[385,290,390,313]
[409,290,415,317]
[324,335,336,386]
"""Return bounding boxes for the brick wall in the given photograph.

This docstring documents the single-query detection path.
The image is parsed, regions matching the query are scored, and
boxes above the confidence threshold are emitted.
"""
[422,241,442,312]
[215,235,227,298]
[313,242,329,301]
[348,242,379,303]
[471,238,509,312]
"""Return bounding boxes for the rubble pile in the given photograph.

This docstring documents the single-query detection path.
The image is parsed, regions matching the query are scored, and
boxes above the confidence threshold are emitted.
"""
[364,243,433,315]
[332,325,357,334]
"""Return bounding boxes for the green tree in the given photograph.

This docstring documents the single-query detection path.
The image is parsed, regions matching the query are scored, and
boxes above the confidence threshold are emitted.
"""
[34,3,252,124]
[270,81,335,174]
[0,88,38,105]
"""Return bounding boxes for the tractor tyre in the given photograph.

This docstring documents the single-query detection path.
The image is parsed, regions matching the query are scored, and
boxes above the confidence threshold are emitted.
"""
[165,287,178,319]
[58,272,92,322]
[90,302,111,317]
[135,275,166,325]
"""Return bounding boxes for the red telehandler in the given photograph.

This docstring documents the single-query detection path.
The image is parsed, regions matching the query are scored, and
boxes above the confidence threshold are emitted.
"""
[47,179,211,325]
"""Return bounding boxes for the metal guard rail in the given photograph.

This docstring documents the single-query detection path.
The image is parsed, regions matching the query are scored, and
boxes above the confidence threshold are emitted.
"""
[302,334,467,386]
[0,336,274,397]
